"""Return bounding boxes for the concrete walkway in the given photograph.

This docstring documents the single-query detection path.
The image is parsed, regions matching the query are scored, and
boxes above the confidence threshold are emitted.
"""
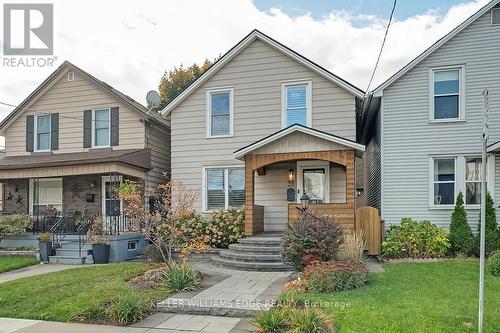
[0,263,84,284]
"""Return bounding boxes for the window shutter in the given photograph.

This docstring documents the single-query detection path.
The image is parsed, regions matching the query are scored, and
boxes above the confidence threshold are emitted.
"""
[26,115,34,152]
[110,107,119,146]
[50,113,59,150]
[83,110,92,148]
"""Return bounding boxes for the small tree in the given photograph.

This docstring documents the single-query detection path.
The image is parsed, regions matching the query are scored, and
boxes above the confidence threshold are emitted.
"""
[119,178,207,264]
[449,192,474,255]
[476,192,500,256]
[0,214,32,242]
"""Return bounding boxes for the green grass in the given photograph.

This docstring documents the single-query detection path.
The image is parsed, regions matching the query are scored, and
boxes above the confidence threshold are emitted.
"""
[0,263,170,322]
[0,256,38,273]
[287,260,500,333]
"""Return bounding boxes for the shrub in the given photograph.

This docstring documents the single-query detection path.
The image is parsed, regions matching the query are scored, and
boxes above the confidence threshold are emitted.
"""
[205,207,245,248]
[449,192,475,255]
[164,260,200,292]
[283,278,308,294]
[282,210,343,271]
[288,308,332,333]
[144,244,166,262]
[382,218,450,258]
[0,214,32,242]
[301,259,368,293]
[38,232,51,243]
[109,294,151,325]
[488,251,500,277]
[475,193,500,256]
[254,307,288,333]
[339,230,365,261]
[178,210,207,238]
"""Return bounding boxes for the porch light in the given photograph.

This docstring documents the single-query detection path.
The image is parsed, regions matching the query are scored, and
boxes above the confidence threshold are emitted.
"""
[300,192,310,211]
[288,169,294,182]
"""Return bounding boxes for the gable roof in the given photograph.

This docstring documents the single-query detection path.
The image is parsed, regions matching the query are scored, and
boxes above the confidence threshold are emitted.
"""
[372,0,500,96]
[233,124,365,160]
[161,29,364,116]
[0,61,168,134]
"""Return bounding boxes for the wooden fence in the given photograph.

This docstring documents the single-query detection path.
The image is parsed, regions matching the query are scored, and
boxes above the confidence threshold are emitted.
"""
[355,206,384,255]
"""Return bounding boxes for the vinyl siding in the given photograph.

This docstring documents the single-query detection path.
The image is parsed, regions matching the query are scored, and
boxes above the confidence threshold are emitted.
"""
[381,10,500,229]
[171,39,357,212]
[146,121,171,187]
[5,69,145,156]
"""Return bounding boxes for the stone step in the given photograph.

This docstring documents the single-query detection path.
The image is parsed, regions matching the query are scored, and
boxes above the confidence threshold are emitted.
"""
[237,237,282,246]
[211,256,292,272]
[48,255,86,265]
[219,250,282,262]
[228,243,281,254]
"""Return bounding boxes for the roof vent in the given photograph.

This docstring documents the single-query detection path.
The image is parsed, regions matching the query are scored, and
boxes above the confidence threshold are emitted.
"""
[67,71,75,81]
[492,7,500,25]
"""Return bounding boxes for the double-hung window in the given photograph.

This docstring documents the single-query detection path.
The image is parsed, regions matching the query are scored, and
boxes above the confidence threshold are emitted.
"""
[35,114,51,151]
[432,158,455,205]
[465,157,482,205]
[431,67,463,120]
[282,81,311,127]
[205,168,245,211]
[93,108,110,147]
[207,88,233,137]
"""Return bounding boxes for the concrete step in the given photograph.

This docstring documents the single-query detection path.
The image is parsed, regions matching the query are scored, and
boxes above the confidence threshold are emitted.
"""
[219,250,282,262]
[55,248,89,257]
[237,237,281,246]
[228,243,281,254]
[57,242,91,250]
[48,255,86,264]
[211,256,292,272]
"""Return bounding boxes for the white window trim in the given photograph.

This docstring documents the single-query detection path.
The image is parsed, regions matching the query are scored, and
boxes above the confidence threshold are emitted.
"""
[206,87,234,138]
[202,165,244,212]
[34,114,51,152]
[428,65,465,123]
[92,108,111,148]
[67,71,75,81]
[281,79,312,128]
[429,156,457,209]
[429,155,493,209]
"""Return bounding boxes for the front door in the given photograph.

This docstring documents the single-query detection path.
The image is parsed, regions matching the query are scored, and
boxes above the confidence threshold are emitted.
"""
[297,161,330,203]
[101,176,122,221]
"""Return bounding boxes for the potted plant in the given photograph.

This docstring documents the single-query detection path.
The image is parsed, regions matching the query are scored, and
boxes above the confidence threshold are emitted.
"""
[87,216,110,264]
[38,232,52,263]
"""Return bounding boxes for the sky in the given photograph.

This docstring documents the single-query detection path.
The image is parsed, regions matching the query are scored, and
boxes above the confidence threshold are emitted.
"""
[0,0,492,147]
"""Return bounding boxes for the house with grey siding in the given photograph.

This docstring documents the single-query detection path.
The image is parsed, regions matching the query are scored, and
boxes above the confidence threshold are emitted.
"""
[359,0,500,230]
[0,61,170,262]
[162,30,365,269]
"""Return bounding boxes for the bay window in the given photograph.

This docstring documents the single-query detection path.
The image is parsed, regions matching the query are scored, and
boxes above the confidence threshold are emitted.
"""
[205,167,244,211]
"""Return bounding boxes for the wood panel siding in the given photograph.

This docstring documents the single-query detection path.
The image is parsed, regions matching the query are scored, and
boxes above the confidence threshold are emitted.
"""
[171,39,357,212]
[380,10,500,229]
[5,69,145,156]
[146,121,171,188]
[288,203,355,229]
[252,132,344,155]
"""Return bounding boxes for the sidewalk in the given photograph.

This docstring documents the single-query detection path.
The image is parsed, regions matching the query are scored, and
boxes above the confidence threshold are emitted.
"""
[0,263,83,284]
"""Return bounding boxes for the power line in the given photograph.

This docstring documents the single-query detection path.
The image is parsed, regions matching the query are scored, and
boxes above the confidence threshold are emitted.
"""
[365,0,397,95]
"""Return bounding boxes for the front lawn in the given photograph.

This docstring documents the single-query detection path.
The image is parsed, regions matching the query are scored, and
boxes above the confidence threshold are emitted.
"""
[287,260,500,332]
[0,256,38,273]
[0,263,170,322]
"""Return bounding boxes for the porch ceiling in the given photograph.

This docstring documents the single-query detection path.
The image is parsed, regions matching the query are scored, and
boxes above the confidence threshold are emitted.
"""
[233,124,364,160]
[0,149,150,179]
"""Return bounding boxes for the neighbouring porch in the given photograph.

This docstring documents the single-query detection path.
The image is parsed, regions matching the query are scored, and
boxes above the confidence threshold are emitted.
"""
[233,125,364,236]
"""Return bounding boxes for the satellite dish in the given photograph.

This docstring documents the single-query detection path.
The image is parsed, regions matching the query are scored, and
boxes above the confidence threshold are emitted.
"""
[146,90,161,108]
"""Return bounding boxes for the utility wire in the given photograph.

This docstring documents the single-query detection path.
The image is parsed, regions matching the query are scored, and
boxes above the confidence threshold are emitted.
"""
[365,0,397,95]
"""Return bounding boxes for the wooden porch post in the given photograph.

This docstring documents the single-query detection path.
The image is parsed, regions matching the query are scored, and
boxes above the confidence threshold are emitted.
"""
[245,154,255,235]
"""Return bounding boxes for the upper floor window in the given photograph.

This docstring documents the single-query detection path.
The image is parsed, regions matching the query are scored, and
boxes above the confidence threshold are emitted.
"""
[35,114,51,151]
[93,108,110,147]
[282,80,312,127]
[430,66,464,121]
[206,88,233,138]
